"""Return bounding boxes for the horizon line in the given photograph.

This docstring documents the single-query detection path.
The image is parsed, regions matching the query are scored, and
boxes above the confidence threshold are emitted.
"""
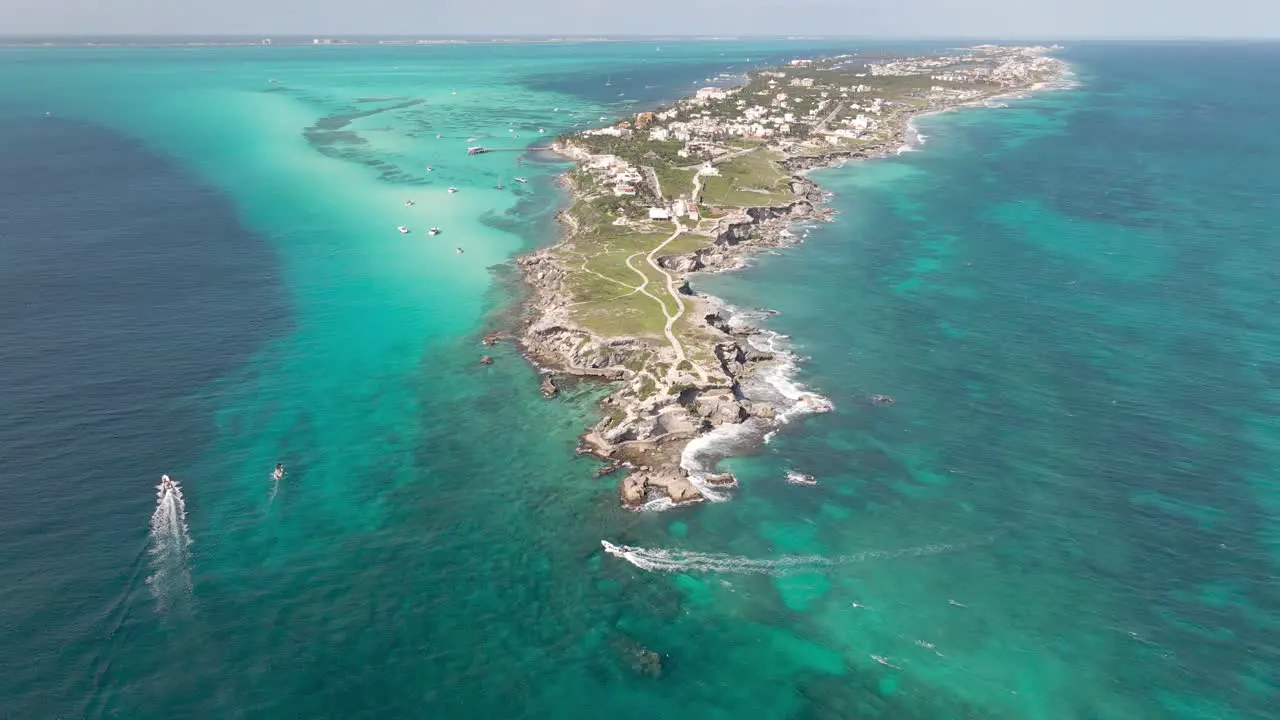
[1,33,1279,42]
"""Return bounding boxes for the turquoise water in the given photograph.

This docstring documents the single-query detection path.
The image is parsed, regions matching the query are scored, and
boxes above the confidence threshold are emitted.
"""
[1,41,1277,718]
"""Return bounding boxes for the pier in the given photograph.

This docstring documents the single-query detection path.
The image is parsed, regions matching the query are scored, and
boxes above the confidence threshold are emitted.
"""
[467,146,552,155]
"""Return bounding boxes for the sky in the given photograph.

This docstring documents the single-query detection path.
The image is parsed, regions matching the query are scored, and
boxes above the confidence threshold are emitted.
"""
[2,0,1278,38]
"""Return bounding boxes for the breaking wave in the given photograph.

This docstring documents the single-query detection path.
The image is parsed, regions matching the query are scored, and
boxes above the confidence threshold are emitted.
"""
[676,301,834,503]
[602,538,972,575]
[785,469,818,485]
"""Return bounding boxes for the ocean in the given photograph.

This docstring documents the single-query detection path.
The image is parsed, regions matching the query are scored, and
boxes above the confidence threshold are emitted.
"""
[0,40,1277,719]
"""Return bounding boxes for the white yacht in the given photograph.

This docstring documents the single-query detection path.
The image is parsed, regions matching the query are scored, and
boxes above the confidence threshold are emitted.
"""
[514,177,528,184]
[429,227,440,236]
[397,226,410,234]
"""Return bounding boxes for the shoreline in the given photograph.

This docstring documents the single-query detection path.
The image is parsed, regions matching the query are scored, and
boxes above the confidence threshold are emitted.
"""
[511,46,1071,509]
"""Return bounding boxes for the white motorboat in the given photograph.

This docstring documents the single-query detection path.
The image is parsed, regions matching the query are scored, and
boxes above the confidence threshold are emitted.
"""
[448,187,458,194]
[455,247,464,254]
[398,226,410,234]
[404,199,415,206]
[429,227,440,236]
[514,177,528,184]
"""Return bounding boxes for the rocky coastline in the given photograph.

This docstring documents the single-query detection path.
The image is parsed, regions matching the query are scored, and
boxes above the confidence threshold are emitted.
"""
[512,52,1068,510]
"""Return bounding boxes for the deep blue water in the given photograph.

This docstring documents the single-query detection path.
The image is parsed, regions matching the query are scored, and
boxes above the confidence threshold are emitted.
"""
[0,117,286,709]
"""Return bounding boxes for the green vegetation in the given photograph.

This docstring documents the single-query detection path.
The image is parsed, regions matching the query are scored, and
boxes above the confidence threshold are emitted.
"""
[635,374,658,400]
[556,230,687,339]
[574,134,688,168]
[700,150,794,208]
[657,233,713,257]
[574,293,668,338]
[656,166,696,200]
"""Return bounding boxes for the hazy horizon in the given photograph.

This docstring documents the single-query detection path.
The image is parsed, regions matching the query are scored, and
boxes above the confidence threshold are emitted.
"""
[3,0,1278,40]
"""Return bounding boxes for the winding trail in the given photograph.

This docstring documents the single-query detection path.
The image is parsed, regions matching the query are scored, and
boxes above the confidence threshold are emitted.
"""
[642,170,710,381]
[563,170,711,381]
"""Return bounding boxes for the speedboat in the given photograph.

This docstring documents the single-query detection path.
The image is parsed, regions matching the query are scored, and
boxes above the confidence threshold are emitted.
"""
[159,474,174,496]
[272,467,285,481]
[426,165,433,172]
[538,128,545,133]
[398,226,410,234]
[455,247,464,254]
[448,187,458,194]
[404,199,415,206]
[514,177,528,184]
[429,227,440,236]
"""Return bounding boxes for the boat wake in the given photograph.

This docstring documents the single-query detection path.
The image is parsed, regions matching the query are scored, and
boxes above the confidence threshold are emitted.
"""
[147,477,193,608]
[602,538,971,575]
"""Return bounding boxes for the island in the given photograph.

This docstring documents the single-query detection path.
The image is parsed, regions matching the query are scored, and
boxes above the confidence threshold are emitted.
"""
[518,45,1067,509]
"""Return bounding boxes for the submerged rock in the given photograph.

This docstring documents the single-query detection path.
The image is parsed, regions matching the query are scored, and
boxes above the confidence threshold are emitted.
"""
[479,355,494,365]
[540,375,559,398]
[609,633,665,679]
[594,460,626,478]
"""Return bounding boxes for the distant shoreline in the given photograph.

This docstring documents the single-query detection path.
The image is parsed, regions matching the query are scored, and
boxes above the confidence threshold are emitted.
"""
[0,36,837,49]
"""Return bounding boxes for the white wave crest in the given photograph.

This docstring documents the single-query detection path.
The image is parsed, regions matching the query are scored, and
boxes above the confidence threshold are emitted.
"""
[785,470,817,485]
[745,328,834,423]
[602,538,966,575]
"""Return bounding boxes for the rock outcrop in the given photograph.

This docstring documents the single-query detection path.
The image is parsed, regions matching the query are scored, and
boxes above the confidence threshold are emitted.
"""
[620,468,702,508]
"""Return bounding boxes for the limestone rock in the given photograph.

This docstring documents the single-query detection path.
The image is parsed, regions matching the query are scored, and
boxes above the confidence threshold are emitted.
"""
[703,472,737,486]
[745,402,776,420]
[540,376,559,398]
[696,391,747,425]
[620,468,703,507]
[620,474,647,506]
[654,406,700,436]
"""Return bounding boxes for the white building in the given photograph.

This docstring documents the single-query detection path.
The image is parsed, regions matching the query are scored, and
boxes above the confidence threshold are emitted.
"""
[648,207,671,220]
